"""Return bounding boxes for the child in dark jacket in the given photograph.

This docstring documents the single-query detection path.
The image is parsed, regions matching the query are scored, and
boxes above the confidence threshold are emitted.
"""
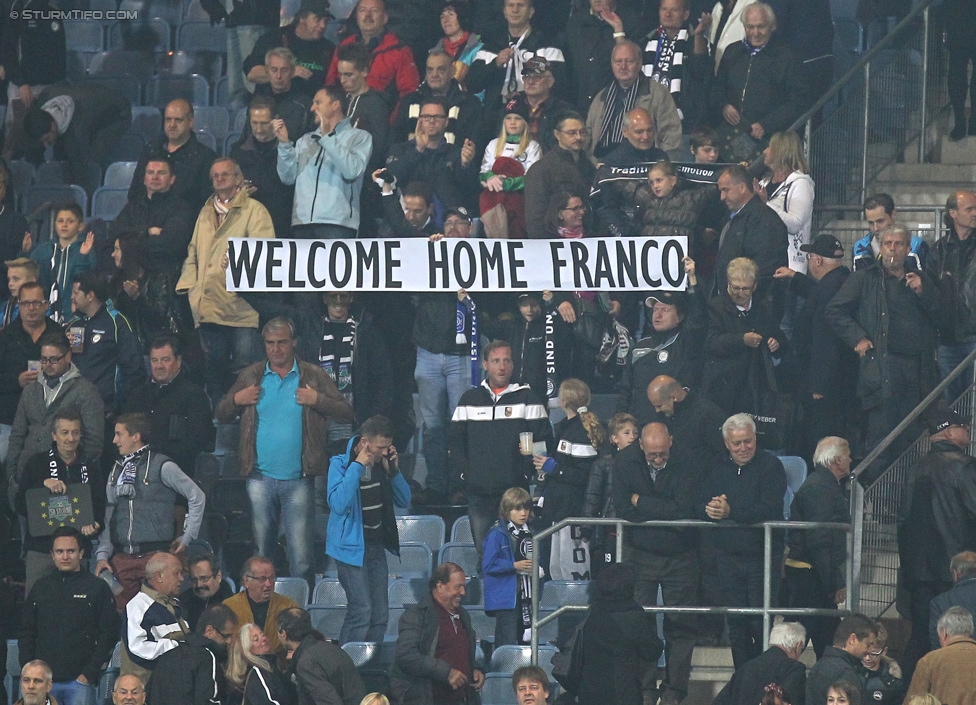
[482,486,535,646]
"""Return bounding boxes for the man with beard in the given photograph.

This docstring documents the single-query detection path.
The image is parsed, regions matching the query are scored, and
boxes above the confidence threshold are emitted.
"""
[147,604,239,705]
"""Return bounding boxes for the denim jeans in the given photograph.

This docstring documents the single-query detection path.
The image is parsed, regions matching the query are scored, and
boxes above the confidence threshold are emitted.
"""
[414,347,472,495]
[198,323,263,406]
[51,680,96,705]
[246,473,315,586]
[336,542,390,644]
[468,490,504,569]
[0,423,11,465]
[938,341,976,402]
[226,25,266,108]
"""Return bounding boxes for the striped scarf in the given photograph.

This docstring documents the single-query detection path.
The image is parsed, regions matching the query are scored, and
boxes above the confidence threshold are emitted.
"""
[597,80,640,154]
[642,27,690,117]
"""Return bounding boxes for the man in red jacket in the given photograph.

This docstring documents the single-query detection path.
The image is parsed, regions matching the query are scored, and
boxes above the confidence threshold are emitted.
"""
[326,0,420,109]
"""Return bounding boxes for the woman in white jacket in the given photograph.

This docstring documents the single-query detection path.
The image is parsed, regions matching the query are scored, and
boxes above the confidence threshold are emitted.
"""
[757,130,814,274]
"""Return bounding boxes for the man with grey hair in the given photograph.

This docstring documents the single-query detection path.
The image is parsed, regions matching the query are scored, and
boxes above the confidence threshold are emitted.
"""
[177,157,275,404]
[931,552,976,650]
[16,660,54,705]
[711,2,806,159]
[243,0,335,95]
[907,606,976,705]
[826,223,940,486]
[713,621,807,705]
[783,436,851,658]
[217,317,353,587]
[699,413,787,667]
[250,47,313,141]
[120,552,189,682]
[586,41,684,160]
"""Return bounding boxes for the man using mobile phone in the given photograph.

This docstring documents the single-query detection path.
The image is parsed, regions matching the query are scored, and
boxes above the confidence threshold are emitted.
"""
[326,415,411,644]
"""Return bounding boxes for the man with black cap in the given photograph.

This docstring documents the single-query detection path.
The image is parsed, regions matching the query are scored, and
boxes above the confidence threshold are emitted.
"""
[486,57,573,151]
[244,0,336,96]
[898,407,976,679]
[774,234,856,457]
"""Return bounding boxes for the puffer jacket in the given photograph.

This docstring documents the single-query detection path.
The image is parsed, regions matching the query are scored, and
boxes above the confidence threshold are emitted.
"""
[176,187,274,329]
[634,179,713,239]
[925,227,976,345]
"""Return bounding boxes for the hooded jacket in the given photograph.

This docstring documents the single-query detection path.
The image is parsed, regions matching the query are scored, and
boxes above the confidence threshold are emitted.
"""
[326,435,411,567]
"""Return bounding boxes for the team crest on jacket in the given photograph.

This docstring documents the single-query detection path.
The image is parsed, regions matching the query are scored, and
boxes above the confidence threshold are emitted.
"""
[505,407,513,417]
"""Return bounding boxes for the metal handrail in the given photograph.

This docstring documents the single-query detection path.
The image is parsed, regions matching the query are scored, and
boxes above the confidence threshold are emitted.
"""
[850,347,976,485]
[788,0,937,134]
[529,517,852,665]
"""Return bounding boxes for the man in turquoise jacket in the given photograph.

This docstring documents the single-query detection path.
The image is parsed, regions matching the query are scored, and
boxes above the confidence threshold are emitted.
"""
[327,415,411,644]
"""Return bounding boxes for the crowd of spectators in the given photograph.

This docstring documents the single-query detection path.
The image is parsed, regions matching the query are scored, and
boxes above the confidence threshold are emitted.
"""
[1,0,976,704]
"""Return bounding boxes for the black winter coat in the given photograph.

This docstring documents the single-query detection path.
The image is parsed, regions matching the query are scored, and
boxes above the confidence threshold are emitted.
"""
[540,415,598,524]
[577,598,663,705]
[702,292,786,417]
[924,228,976,345]
[634,179,712,239]
[790,266,857,399]
[19,568,119,684]
[0,317,60,424]
[230,133,295,239]
[712,195,789,308]
[805,646,864,705]
[788,465,850,597]
[655,388,727,466]
[290,635,365,705]
[524,147,597,239]
[898,440,976,584]
[110,189,195,276]
[712,645,806,705]
[698,448,786,557]
[147,632,228,705]
[482,315,550,402]
[130,133,217,212]
[613,442,699,554]
[861,658,907,705]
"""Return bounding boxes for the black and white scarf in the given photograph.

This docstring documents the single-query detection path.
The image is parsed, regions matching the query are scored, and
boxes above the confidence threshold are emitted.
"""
[598,80,641,152]
[456,297,479,385]
[320,318,357,406]
[508,520,534,642]
[643,26,690,118]
[115,445,149,498]
[48,446,90,484]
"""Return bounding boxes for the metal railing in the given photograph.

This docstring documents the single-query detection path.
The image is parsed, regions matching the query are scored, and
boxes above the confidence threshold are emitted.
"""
[529,517,852,664]
[850,347,976,618]
[788,0,948,232]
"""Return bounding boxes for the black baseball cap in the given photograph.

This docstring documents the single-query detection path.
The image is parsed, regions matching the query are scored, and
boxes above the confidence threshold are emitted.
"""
[800,234,845,259]
[927,409,970,435]
[645,291,687,308]
[443,206,471,222]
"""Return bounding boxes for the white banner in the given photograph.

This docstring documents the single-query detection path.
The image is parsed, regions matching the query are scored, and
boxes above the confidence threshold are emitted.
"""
[225,237,688,292]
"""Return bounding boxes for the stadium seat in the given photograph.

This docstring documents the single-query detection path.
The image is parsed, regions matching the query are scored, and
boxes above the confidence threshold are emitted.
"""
[107,18,171,51]
[232,107,248,133]
[91,187,129,221]
[184,0,210,20]
[84,74,143,105]
[25,185,88,220]
[388,577,426,608]
[104,162,139,189]
[274,577,310,607]
[396,515,446,555]
[311,577,347,606]
[177,20,227,51]
[35,161,66,185]
[6,160,34,211]
[464,608,496,644]
[214,75,229,106]
[539,580,590,609]
[438,542,479,577]
[388,543,433,579]
[341,642,378,668]
[65,20,104,51]
[384,607,405,641]
[194,128,218,152]
[480,673,517,705]
[224,132,242,157]
[779,455,808,519]
[193,106,230,140]
[146,74,210,109]
[489,644,558,678]
[104,133,146,164]
[308,605,346,640]
[5,640,19,704]
[450,515,473,543]
[129,106,163,143]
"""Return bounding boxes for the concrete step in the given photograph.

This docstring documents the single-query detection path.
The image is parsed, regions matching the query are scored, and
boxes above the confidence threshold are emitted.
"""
[876,163,976,182]
[939,134,976,164]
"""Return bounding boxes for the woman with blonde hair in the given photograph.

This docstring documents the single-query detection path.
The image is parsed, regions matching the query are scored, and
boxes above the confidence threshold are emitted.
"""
[534,378,605,578]
[480,101,542,238]
[225,623,296,705]
[758,131,815,274]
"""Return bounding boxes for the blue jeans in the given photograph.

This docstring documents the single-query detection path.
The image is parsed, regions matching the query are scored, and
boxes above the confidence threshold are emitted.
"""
[468,490,504,570]
[938,341,976,402]
[51,680,95,705]
[414,347,472,495]
[336,542,390,644]
[198,323,263,406]
[246,473,315,586]
[226,25,266,108]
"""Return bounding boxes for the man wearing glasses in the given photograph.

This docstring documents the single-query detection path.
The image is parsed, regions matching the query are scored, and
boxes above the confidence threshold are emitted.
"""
[0,281,59,470]
[223,556,299,656]
[6,331,103,513]
[180,554,234,631]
